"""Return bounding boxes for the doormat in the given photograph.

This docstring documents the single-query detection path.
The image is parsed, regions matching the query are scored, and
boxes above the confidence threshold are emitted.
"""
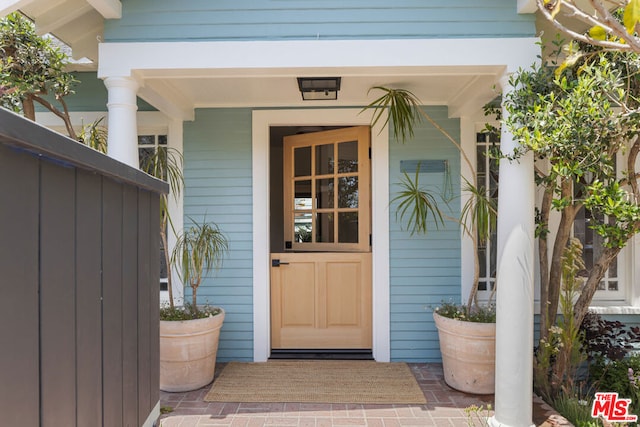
[204,360,427,404]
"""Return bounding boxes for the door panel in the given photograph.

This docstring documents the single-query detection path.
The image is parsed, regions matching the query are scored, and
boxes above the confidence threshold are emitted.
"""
[272,126,372,351]
[270,252,372,349]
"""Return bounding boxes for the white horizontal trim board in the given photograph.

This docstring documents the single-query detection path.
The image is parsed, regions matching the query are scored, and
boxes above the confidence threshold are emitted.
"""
[98,38,540,78]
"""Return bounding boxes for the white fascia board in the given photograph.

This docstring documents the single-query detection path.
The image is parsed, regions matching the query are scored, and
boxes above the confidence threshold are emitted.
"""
[0,0,34,16]
[518,0,537,14]
[87,0,121,19]
[98,38,540,79]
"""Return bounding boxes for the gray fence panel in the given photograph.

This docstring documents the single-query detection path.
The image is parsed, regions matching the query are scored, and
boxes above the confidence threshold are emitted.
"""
[76,170,104,427]
[137,190,152,424]
[149,194,161,409]
[40,161,77,427]
[123,185,140,427]
[0,144,40,427]
[102,178,125,427]
[0,109,167,427]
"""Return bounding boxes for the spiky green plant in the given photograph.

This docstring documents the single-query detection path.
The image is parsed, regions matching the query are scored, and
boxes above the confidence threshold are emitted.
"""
[140,147,184,308]
[172,218,228,314]
[78,117,108,153]
[391,166,444,235]
[363,86,497,310]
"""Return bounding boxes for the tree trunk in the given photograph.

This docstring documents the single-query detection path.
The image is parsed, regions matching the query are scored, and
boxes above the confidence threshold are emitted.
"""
[542,180,578,341]
[192,285,198,313]
[538,186,553,342]
[22,96,36,121]
[573,246,620,326]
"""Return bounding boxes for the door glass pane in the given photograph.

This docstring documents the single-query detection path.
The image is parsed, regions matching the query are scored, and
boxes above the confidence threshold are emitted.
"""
[338,212,358,243]
[316,213,334,243]
[338,141,358,173]
[294,213,312,242]
[295,147,312,177]
[316,144,334,175]
[338,176,358,208]
[316,178,334,209]
[294,180,312,210]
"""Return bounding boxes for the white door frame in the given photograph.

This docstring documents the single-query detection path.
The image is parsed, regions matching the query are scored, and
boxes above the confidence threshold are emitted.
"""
[252,108,390,362]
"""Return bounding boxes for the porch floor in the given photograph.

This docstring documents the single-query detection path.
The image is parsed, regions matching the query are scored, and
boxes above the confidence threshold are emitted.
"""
[159,363,571,427]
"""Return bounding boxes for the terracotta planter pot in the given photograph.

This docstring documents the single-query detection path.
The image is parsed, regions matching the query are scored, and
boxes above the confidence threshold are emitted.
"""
[160,309,225,392]
[433,311,495,394]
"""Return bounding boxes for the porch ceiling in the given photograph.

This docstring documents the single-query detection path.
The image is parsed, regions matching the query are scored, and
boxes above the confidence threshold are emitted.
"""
[135,66,503,120]
[1,0,121,64]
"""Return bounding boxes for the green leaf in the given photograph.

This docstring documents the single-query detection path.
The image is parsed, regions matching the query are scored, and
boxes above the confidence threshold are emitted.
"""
[390,166,444,235]
[588,25,607,41]
[624,0,640,34]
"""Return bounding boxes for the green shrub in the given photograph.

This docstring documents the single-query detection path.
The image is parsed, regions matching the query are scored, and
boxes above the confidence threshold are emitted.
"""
[588,355,640,421]
[551,395,602,427]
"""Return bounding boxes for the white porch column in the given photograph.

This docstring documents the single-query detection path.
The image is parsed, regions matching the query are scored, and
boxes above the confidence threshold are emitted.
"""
[104,76,140,168]
[489,74,535,427]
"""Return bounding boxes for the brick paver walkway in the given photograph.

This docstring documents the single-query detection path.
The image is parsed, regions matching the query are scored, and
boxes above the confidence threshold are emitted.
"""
[159,363,571,427]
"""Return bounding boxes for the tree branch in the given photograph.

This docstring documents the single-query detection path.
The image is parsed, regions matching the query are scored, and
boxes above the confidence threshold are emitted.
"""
[32,95,77,140]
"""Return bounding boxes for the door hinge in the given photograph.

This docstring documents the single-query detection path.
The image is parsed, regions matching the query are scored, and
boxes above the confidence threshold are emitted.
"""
[368,147,372,159]
[369,234,372,246]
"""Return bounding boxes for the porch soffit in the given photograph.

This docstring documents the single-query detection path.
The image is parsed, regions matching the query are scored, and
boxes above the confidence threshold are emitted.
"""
[132,67,501,121]
[1,0,121,64]
[102,38,539,121]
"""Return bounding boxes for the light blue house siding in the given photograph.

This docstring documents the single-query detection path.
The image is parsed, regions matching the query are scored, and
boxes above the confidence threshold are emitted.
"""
[183,108,254,361]
[104,0,535,42]
[388,107,461,362]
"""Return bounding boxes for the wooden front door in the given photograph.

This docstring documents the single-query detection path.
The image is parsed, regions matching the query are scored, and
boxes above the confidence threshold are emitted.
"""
[271,126,372,350]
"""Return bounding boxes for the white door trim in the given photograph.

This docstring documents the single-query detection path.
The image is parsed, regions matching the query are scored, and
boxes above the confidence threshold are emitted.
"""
[252,108,390,362]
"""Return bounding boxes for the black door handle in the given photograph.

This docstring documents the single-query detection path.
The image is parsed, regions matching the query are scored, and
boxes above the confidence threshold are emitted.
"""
[272,259,290,267]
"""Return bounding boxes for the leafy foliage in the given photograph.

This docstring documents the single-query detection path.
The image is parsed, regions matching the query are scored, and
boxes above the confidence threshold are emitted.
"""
[0,12,78,138]
[549,394,601,427]
[588,355,640,421]
[78,117,108,153]
[534,239,587,399]
[581,312,640,363]
[504,45,640,342]
[159,302,221,321]
[434,301,496,323]
[537,0,640,54]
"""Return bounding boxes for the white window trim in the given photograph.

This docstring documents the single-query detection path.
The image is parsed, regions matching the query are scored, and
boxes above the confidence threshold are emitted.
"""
[252,108,390,362]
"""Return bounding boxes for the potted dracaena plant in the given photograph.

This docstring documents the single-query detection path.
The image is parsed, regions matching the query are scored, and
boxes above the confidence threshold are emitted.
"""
[139,144,229,392]
[159,217,228,392]
[363,87,498,394]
